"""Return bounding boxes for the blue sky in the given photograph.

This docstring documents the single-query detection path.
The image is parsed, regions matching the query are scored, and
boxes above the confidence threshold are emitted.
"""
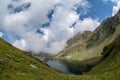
[80,0,114,21]
[0,0,119,54]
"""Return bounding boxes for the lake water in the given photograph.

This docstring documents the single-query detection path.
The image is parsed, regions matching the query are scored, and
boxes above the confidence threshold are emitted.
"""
[45,59,96,75]
[46,60,73,74]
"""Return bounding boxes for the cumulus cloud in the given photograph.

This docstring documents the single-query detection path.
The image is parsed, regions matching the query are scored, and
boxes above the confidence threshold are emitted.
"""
[0,0,100,54]
[111,0,120,16]
[0,32,3,37]
[73,18,100,34]
[13,39,26,50]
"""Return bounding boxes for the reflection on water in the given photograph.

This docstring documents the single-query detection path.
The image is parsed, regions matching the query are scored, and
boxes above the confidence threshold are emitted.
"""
[45,59,98,75]
[46,60,73,74]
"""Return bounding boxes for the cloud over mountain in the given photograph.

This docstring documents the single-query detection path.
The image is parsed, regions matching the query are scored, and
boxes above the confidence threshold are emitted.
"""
[0,32,3,37]
[0,0,100,54]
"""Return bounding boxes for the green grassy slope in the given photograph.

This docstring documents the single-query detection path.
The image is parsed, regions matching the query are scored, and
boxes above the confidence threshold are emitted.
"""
[0,38,61,80]
[0,38,76,80]
[87,35,120,80]
[1,34,120,80]
[0,38,97,80]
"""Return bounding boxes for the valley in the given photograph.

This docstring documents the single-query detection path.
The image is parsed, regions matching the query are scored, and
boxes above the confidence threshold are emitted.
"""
[0,7,120,80]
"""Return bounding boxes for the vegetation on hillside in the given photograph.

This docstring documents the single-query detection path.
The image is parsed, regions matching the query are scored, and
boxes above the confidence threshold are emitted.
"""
[1,32,120,80]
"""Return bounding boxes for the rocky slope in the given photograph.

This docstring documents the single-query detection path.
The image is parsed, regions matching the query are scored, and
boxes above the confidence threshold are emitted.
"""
[56,10,120,61]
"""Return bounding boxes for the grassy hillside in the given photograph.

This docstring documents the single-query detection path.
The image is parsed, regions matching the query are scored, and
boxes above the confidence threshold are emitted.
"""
[0,38,71,80]
[87,35,120,80]
[0,38,60,80]
[0,38,98,80]
[1,34,120,80]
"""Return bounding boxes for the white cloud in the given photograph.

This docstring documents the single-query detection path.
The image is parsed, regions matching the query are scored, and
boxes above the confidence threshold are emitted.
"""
[0,32,3,37]
[111,0,120,16]
[73,18,100,34]
[0,0,100,54]
[13,39,27,50]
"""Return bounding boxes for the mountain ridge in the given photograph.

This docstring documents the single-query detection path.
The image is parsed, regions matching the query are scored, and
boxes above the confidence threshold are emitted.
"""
[56,9,120,61]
